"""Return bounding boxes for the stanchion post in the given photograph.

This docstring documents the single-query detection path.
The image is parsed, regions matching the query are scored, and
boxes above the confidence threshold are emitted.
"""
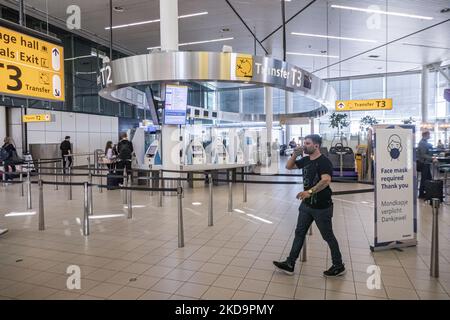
[54,162,58,190]
[158,170,163,207]
[243,167,247,203]
[68,166,72,200]
[83,182,90,236]
[26,168,32,210]
[228,170,233,212]
[177,179,184,248]
[20,171,24,197]
[38,179,45,231]
[122,166,128,205]
[430,198,440,277]
[127,178,132,219]
[88,171,93,215]
[99,168,103,193]
[208,173,213,227]
[38,160,41,180]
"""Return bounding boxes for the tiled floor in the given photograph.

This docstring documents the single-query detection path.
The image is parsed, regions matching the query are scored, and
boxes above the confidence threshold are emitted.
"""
[0,170,449,300]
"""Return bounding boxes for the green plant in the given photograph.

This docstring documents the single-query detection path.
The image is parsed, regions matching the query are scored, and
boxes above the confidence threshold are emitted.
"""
[329,112,350,135]
[359,115,378,131]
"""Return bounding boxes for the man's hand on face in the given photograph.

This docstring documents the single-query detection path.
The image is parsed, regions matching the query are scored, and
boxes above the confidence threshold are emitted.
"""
[293,146,303,158]
[296,191,311,200]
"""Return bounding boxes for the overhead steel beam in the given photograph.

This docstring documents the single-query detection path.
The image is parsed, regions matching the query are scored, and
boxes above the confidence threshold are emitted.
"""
[261,0,317,43]
[225,0,268,55]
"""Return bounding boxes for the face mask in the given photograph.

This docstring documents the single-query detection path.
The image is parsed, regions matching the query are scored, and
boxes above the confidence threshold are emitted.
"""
[390,148,400,159]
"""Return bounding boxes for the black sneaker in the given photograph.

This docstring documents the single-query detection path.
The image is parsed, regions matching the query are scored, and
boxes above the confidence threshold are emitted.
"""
[323,264,346,277]
[273,260,294,275]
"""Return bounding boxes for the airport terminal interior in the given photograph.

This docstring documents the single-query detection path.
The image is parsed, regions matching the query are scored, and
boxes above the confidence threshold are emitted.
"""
[0,0,449,301]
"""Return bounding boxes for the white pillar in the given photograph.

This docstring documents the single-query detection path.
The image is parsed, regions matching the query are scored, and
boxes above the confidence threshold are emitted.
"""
[285,91,293,144]
[265,86,273,151]
[421,65,429,124]
[160,0,180,171]
[310,117,315,134]
[160,0,179,52]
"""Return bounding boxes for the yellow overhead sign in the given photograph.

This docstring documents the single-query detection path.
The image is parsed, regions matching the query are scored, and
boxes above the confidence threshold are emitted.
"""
[22,114,51,123]
[335,99,392,111]
[0,24,64,101]
[235,54,253,77]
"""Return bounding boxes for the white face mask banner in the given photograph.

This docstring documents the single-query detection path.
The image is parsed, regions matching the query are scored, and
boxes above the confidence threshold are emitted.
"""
[371,125,417,251]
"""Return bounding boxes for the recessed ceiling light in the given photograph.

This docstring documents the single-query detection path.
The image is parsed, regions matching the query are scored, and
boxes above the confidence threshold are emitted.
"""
[113,6,124,12]
[292,32,377,43]
[147,37,234,50]
[368,55,380,58]
[286,52,339,58]
[105,11,208,30]
[221,27,231,32]
[440,8,450,13]
[330,4,434,20]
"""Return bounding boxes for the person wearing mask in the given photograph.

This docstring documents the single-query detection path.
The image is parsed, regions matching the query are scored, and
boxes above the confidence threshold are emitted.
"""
[104,141,116,172]
[273,134,345,277]
[116,133,134,182]
[1,137,17,181]
[417,130,437,199]
[60,136,72,173]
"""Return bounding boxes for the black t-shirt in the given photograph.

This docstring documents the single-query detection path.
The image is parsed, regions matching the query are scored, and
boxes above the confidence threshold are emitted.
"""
[60,140,71,156]
[117,140,134,160]
[295,155,333,209]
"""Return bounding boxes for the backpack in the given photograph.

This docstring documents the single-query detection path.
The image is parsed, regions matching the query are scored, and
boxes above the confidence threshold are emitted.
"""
[0,148,9,161]
[118,141,132,160]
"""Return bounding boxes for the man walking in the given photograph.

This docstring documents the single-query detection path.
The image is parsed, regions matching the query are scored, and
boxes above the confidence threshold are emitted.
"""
[60,136,72,173]
[273,134,345,277]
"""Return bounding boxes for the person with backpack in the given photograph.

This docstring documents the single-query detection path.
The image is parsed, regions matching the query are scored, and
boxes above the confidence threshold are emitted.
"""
[1,137,17,181]
[116,133,134,183]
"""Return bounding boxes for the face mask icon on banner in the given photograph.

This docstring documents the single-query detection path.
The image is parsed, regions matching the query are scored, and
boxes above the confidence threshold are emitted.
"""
[387,134,403,160]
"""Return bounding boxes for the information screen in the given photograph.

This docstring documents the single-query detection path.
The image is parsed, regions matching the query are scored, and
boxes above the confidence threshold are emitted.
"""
[164,84,188,125]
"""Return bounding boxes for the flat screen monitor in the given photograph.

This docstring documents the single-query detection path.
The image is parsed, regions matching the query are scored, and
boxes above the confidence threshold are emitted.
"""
[164,84,188,125]
[203,110,209,117]
[194,109,200,116]
[212,111,218,118]
[147,145,158,156]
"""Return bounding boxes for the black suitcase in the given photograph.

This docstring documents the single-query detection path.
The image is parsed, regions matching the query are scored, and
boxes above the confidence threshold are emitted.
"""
[107,173,119,190]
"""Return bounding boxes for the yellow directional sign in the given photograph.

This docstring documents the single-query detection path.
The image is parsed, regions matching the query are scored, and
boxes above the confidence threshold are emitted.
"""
[335,99,392,111]
[22,114,51,123]
[0,24,64,101]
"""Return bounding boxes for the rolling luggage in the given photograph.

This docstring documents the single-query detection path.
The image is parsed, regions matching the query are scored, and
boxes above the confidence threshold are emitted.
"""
[107,172,119,190]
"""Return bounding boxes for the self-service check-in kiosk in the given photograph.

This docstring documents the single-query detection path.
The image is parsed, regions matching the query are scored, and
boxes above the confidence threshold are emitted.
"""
[185,139,206,165]
[212,136,229,164]
[144,140,162,166]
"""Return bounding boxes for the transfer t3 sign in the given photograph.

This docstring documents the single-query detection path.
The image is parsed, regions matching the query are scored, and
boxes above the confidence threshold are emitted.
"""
[371,125,417,251]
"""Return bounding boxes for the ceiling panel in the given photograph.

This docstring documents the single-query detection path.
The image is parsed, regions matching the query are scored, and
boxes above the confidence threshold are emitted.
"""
[1,0,449,78]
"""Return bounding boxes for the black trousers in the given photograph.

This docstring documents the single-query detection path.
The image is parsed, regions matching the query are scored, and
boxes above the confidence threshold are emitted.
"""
[62,156,72,173]
[116,160,131,184]
[419,164,432,197]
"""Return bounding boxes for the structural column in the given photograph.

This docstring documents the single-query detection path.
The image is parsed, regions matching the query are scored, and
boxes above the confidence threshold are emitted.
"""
[160,0,181,191]
[421,65,429,124]
[265,86,273,169]
[284,91,293,144]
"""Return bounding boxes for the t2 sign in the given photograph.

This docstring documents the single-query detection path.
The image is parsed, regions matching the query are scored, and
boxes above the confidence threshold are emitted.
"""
[99,65,112,87]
